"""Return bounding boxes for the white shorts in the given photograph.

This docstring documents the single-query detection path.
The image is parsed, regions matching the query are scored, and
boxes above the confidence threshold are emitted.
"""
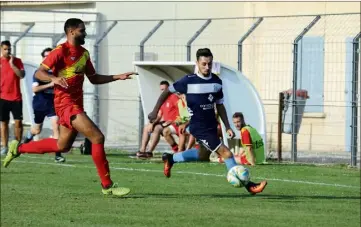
[168,124,178,135]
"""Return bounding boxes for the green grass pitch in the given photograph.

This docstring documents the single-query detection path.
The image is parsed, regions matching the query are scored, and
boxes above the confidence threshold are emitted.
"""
[1,150,360,227]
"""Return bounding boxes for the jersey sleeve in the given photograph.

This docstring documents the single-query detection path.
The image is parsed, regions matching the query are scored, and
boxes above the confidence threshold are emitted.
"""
[169,75,188,94]
[214,81,224,104]
[41,47,62,70]
[15,58,24,70]
[85,51,96,76]
[241,128,252,146]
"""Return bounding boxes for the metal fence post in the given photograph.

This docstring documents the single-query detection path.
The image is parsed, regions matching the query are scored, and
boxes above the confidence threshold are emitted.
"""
[351,32,360,167]
[291,15,321,162]
[138,20,164,148]
[1,31,96,39]
[93,21,118,126]
[1,7,99,15]
[140,20,164,61]
[12,22,35,56]
[52,33,66,48]
[186,19,212,61]
[238,17,263,72]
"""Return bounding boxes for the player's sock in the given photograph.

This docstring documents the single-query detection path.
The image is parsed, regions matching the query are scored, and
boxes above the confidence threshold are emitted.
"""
[26,130,34,140]
[171,143,178,152]
[91,143,113,188]
[173,148,199,162]
[18,138,60,154]
[224,156,237,170]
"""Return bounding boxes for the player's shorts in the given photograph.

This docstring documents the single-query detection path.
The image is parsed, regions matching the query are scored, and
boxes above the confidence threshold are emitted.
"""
[168,124,179,135]
[191,127,222,153]
[56,105,84,129]
[160,121,179,136]
[0,99,23,121]
[33,108,57,124]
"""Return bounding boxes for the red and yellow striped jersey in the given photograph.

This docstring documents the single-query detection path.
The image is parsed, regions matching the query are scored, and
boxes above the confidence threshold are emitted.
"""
[41,41,96,113]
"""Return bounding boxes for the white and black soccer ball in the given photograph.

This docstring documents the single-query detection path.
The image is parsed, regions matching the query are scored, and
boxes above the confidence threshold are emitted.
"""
[227,165,250,188]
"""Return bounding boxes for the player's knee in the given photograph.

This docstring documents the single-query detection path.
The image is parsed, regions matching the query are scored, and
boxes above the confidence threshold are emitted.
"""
[90,133,105,144]
[163,128,171,136]
[0,121,9,129]
[57,143,71,153]
[154,124,163,133]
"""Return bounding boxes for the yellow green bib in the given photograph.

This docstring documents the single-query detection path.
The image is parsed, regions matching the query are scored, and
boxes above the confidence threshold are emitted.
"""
[242,125,265,164]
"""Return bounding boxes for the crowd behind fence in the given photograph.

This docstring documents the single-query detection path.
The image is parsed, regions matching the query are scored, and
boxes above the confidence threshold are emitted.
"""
[1,11,360,165]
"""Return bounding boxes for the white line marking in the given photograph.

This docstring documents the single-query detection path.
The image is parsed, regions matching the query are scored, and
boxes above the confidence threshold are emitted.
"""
[10,160,76,167]
[22,155,158,164]
[2,158,360,189]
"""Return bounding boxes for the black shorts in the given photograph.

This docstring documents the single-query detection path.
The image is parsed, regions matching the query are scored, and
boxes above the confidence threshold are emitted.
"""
[191,127,222,152]
[34,109,56,124]
[0,99,23,122]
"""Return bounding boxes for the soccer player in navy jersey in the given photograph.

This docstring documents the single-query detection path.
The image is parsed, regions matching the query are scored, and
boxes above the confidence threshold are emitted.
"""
[148,48,267,195]
[24,47,65,163]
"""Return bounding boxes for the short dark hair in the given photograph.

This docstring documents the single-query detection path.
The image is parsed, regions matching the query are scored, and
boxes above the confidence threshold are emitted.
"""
[160,80,169,86]
[41,47,53,58]
[1,40,11,47]
[196,48,213,60]
[232,112,244,120]
[64,18,84,34]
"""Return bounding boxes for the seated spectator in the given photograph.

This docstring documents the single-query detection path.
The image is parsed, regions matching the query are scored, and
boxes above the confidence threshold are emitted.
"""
[166,93,191,152]
[136,81,180,158]
[232,112,265,165]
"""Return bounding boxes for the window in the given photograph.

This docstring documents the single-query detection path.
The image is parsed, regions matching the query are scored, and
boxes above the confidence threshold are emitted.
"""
[297,36,325,113]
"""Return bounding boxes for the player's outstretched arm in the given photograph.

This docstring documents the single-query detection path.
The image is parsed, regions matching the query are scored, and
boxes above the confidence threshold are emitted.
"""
[148,89,172,123]
[87,72,137,85]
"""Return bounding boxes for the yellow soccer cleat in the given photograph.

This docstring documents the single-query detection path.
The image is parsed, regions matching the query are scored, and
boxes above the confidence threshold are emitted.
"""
[3,140,20,168]
[102,183,131,197]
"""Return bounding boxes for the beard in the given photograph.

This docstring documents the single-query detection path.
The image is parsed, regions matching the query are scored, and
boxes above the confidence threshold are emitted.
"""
[75,36,85,45]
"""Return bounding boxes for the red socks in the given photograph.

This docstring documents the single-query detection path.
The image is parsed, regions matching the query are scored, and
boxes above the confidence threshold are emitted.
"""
[171,143,179,152]
[18,139,112,188]
[19,138,59,154]
[91,144,112,188]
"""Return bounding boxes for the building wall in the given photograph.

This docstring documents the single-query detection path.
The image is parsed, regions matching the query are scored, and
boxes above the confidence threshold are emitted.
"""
[1,2,360,153]
[0,2,98,139]
[94,1,360,152]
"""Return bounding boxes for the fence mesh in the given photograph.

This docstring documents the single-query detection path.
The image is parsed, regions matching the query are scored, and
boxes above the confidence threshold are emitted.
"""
[1,10,360,164]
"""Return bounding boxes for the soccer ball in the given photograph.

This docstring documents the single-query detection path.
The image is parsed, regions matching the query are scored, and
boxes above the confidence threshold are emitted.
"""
[227,165,250,188]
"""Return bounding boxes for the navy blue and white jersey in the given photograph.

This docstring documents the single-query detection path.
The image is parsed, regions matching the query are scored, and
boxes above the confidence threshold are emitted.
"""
[169,73,223,134]
[32,70,55,111]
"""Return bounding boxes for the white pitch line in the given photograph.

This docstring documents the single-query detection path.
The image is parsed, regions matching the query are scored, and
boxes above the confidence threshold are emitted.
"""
[2,159,360,189]
[6,160,76,167]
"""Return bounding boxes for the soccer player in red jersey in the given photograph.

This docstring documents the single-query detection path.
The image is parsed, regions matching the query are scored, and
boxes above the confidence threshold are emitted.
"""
[3,18,136,197]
